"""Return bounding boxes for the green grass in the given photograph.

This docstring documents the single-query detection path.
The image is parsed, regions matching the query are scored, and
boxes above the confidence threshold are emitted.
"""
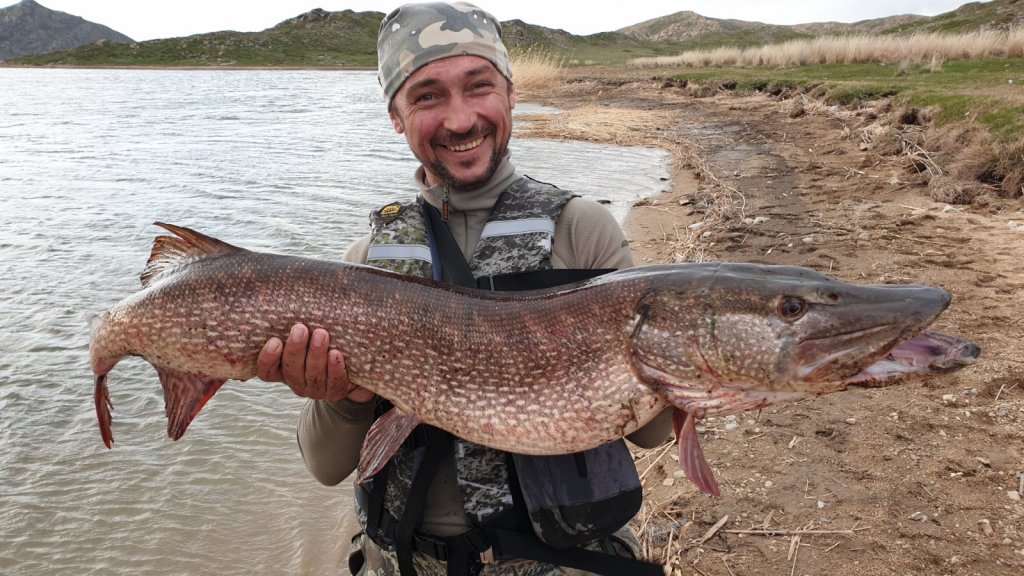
[657,57,1024,140]
[13,11,381,67]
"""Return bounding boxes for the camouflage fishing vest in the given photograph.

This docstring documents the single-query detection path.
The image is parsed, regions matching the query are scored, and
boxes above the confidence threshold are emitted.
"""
[365,176,572,281]
[360,176,575,532]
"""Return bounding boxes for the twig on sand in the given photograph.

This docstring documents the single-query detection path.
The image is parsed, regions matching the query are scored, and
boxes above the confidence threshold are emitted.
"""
[695,515,730,545]
[723,527,867,536]
[722,556,738,576]
[994,382,1013,402]
[639,441,676,482]
[788,534,801,576]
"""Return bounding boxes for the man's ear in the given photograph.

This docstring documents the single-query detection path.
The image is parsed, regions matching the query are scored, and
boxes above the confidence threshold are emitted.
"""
[508,81,517,110]
[389,105,405,134]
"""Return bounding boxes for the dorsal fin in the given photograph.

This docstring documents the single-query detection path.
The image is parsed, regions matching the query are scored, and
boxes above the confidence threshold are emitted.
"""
[141,222,246,287]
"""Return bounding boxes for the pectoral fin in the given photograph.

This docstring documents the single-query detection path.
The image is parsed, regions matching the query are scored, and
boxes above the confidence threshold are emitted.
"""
[674,409,720,496]
[156,367,226,441]
[357,407,422,484]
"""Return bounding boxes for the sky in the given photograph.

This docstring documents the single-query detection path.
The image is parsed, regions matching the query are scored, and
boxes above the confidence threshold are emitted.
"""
[27,0,984,42]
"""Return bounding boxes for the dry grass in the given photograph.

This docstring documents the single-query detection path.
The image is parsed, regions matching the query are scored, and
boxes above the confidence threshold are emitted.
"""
[630,27,1024,68]
[996,138,1024,198]
[509,48,564,95]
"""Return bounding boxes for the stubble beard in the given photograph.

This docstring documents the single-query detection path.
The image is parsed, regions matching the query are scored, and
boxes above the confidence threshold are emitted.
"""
[428,144,504,190]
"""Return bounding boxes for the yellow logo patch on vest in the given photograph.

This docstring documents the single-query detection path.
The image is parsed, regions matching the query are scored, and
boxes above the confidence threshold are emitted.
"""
[377,202,405,222]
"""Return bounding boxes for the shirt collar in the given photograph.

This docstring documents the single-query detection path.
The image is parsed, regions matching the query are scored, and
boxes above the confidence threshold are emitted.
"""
[415,153,518,215]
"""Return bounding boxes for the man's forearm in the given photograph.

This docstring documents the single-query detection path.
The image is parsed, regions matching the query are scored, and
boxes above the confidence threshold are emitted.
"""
[297,397,375,486]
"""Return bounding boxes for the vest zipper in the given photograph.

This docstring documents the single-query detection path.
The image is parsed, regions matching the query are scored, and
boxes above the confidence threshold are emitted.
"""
[442,185,470,258]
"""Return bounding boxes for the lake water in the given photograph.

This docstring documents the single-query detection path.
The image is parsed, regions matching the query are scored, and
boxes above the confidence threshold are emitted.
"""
[0,68,670,575]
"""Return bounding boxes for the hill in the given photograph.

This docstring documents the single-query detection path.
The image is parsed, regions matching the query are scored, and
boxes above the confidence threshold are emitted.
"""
[618,0,1023,45]
[618,11,811,47]
[7,0,1024,67]
[10,7,382,67]
[0,0,133,60]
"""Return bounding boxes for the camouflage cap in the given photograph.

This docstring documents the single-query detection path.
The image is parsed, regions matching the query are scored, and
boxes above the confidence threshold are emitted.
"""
[377,1,513,102]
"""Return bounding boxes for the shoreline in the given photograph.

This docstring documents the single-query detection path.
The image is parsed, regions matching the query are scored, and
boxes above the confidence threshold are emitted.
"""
[0,63,377,71]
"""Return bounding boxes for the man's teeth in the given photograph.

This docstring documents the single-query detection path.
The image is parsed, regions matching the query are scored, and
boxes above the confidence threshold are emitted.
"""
[447,138,484,152]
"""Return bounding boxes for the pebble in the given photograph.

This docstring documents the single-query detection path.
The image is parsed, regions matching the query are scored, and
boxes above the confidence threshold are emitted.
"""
[845,417,857,425]
[1009,491,1022,501]
[817,500,826,509]
[978,519,994,536]
[662,478,675,487]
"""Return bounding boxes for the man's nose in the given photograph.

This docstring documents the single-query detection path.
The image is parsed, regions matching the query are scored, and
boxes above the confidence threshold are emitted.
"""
[442,94,476,134]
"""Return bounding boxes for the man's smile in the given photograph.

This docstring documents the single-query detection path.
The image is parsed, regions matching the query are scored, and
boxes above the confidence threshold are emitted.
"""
[443,136,485,152]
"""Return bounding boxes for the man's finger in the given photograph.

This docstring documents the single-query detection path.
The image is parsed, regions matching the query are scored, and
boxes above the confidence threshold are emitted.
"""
[305,328,330,398]
[281,324,309,387]
[325,348,351,402]
[256,337,284,382]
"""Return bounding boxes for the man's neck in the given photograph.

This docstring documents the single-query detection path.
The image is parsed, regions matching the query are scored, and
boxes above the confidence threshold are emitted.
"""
[416,154,518,215]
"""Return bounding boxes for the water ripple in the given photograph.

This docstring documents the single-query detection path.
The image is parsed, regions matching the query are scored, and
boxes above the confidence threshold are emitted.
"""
[0,67,669,575]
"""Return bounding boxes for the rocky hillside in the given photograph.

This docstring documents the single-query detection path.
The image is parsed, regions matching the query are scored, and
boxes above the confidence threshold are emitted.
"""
[9,0,1024,67]
[618,0,1023,44]
[11,7,382,67]
[618,11,810,46]
[0,0,133,60]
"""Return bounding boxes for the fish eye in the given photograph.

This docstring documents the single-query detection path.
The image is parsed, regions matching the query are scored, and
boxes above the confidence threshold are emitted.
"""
[777,296,808,319]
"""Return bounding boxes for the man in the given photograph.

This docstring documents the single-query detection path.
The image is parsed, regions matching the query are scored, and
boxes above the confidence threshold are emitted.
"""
[257,3,672,574]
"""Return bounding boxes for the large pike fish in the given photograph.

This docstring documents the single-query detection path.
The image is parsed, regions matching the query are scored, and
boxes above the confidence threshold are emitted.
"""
[90,223,980,495]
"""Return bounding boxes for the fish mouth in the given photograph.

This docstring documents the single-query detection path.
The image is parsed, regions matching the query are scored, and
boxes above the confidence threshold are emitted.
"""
[846,330,981,387]
[795,284,953,383]
[796,324,909,382]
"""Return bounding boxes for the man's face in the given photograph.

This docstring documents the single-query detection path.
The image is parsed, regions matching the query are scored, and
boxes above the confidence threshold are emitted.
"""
[389,55,516,190]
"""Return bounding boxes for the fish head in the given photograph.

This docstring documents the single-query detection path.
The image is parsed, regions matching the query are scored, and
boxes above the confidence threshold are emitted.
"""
[629,263,970,414]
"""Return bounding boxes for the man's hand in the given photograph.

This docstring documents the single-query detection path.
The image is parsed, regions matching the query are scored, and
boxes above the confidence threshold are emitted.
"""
[257,324,374,404]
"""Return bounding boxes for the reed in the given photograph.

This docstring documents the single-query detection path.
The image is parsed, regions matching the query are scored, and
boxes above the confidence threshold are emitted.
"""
[510,47,564,95]
[630,27,1024,68]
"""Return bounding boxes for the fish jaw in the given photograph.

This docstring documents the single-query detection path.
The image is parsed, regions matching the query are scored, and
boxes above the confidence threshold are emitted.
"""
[846,330,981,386]
[791,285,951,384]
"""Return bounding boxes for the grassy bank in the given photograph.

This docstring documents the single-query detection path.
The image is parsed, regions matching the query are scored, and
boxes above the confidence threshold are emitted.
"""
[517,49,1023,198]
[598,28,1020,199]
[641,57,1023,197]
